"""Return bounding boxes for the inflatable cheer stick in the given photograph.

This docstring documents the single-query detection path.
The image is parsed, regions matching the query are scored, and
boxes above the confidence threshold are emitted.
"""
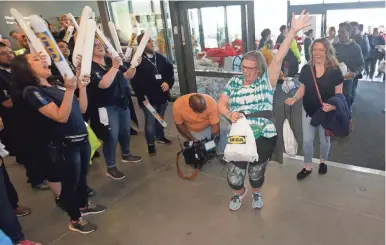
[10,8,51,65]
[144,96,167,128]
[123,32,137,61]
[108,22,123,54]
[72,6,92,67]
[130,28,151,67]
[95,26,121,64]
[80,18,96,80]
[29,15,74,79]
[63,25,74,43]
[66,13,79,31]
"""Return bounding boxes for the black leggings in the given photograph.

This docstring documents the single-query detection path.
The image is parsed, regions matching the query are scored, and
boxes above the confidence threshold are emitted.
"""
[227,136,277,190]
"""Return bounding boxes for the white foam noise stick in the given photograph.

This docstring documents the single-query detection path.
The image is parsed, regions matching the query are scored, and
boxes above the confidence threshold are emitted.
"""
[130,28,151,67]
[108,22,123,54]
[63,25,74,43]
[66,13,79,31]
[95,26,121,64]
[123,32,137,61]
[10,8,51,65]
[72,6,92,67]
[29,15,75,79]
[80,19,96,81]
[144,97,167,128]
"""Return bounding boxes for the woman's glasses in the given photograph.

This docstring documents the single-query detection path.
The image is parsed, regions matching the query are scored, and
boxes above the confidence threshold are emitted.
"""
[242,65,257,72]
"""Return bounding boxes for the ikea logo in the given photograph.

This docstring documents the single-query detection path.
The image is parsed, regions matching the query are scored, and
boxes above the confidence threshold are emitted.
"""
[228,136,246,144]
[37,31,62,62]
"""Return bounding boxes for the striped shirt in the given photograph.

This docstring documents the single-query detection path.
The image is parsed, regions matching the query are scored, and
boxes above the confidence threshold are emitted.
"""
[223,72,277,138]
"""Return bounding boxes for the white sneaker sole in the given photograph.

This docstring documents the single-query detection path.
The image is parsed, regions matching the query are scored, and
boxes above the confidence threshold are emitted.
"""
[81,209,107,217]
[106,172,126,180]
[121,158,143,163]
[69,224,96,234]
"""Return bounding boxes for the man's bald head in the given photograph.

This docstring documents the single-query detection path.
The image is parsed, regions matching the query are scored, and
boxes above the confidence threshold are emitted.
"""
[189,94,207,113]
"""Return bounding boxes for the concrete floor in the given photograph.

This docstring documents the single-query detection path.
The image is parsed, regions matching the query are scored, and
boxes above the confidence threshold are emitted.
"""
[3,99,385,245]
[5,132,385,245]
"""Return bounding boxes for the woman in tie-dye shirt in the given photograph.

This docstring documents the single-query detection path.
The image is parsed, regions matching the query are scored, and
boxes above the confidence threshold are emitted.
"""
[218,11,311,211]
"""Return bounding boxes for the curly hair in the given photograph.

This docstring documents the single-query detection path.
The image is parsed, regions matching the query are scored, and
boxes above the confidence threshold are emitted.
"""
[309,38,339,68]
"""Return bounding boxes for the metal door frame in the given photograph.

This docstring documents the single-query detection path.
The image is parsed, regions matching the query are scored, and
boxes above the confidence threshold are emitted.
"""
[169,1,255,95]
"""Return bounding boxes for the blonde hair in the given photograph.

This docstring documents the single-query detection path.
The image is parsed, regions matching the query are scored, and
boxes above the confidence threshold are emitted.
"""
[309,38,339,68]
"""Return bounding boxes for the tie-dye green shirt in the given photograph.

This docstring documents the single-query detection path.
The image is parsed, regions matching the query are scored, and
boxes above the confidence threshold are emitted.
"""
[223,72,277,138]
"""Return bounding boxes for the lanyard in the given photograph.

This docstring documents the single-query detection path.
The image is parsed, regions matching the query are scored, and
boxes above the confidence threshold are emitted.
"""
[144,54,158,74]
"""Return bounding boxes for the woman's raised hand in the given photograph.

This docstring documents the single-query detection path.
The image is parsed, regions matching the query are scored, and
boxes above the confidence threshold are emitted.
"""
[291,10,312,33]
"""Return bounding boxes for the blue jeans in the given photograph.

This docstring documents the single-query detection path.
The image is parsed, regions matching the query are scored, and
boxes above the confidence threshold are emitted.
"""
[351,77,359,105]
[58,141,90,221]
[142,103,167,145]
[0,164,24,244]
[343,79,353,107]
[302,109,331,163]
[103,106,131,168]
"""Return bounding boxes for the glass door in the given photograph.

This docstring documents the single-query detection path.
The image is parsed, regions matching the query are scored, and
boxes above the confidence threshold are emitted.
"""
[169,1,255,99]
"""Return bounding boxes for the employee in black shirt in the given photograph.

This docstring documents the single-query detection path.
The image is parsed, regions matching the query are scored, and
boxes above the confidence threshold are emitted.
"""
[131,33,175,156]
[285,38,343,180]
[11,53,106,234]
[89,38,143,181]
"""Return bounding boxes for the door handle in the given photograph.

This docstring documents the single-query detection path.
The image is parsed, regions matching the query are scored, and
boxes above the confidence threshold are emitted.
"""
[181,25,185,45]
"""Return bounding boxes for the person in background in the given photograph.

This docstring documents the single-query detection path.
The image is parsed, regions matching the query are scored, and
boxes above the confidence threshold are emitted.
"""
[276,25,288,47]
[285,38,343,180]
[57,14,76,51]
[327,27,338,44]
[304,29,314,62]
[89,39,143,180]
[286,36,302,77]
[349,21,369,103]
[131,33,175,156]
[0,38,11,48]
[366,28,386,79]
[173,93,219,141]
[20,36,29,51]
[260,40,284,80]
[12,53,106,234]
[218,11,311,211]
[9,30,24,49]
[0,158,42,245]
[334,22,364,107]
[257,29,271,50]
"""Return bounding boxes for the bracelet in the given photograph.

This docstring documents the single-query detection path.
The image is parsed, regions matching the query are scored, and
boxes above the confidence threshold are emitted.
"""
[112,66,120,70]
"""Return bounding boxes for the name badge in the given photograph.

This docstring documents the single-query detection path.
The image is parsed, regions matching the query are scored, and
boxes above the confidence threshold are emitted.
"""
[155,74,162,80]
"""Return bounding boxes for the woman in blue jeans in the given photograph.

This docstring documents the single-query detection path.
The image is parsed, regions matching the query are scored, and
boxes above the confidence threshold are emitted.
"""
[285,38,344,180]
[89,38,143,180]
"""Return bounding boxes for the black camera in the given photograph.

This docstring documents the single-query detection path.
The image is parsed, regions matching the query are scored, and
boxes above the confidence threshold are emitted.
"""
[182,137,217,169]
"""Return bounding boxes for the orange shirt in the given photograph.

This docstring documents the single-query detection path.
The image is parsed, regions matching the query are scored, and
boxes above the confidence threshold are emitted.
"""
[173,94,220,132]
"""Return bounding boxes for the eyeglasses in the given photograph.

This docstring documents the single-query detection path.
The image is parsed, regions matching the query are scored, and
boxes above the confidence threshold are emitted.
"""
[0,51,14,56]
[242,65,257,72]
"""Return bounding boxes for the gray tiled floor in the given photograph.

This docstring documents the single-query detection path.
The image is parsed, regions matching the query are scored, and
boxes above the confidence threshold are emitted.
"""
[4,101,385,245]
[5,135,385,245]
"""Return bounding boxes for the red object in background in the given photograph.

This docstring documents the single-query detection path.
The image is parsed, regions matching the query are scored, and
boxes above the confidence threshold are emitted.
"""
[204,44,241,65]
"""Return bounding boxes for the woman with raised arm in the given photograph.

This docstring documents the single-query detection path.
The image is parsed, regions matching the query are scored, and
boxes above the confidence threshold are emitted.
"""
[285,38,343,180]
[11,53,106,234]
[218,11,311,211]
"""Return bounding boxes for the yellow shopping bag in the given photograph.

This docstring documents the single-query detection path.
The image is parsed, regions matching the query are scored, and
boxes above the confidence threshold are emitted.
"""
[86,123,101,165]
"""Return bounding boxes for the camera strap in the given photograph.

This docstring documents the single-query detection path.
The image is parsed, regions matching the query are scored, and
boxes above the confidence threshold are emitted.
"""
[176,150,200,180]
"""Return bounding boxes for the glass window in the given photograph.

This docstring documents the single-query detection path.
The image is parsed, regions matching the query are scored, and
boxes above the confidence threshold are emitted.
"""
[110,1,132,36]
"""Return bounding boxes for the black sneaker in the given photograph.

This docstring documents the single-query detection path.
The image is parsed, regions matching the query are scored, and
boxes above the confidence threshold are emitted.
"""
[106,167,126,180]
[69,218,97,234]
[318,163,328,175]
[32,180,49,190]
[297,168,312,180]
[86,186,96,197]
[156,137,172,145]
[80,201,107,216]
[148,144,156,156]
[121,154,143,163]
[92,151,101,159]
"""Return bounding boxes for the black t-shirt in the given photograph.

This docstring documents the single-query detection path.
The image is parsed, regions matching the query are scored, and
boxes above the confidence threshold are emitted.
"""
[299,64,344,117]
[23,85,86,138]
[89,57,130,109]
[0,68,13,120]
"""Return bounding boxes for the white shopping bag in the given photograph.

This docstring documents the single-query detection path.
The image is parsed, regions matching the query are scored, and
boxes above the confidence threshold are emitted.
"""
[224,117,258,162]
[283,119,298,157]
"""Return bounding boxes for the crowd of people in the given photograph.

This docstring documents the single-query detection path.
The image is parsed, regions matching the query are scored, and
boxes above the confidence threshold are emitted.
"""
[0,7,384,245]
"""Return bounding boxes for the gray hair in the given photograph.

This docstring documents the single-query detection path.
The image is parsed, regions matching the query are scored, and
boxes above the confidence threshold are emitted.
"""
[241,50,267,75]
